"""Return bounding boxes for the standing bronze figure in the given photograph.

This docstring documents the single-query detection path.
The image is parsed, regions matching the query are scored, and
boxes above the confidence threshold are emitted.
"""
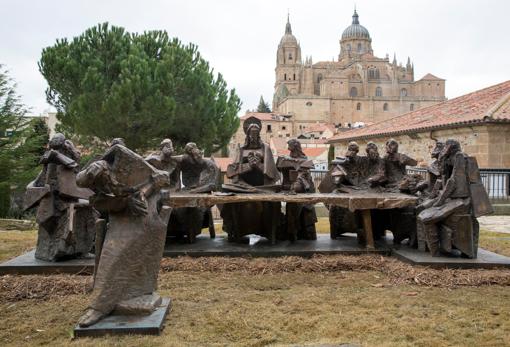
[23,133,97,261]
[76,144,171,327]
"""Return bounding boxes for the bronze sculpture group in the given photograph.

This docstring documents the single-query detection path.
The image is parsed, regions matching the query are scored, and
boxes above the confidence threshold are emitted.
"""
[23,129,493,329]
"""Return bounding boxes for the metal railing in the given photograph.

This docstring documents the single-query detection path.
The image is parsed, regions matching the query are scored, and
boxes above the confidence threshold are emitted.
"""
[310,170,328,188]
[408,167,510,202]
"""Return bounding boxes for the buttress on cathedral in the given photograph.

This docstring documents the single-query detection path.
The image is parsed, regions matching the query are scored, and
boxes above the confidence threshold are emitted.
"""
[272,10,446,130]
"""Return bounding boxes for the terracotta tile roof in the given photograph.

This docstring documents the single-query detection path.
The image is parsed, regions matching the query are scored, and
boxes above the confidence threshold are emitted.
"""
[270,137,288,151]
[212,157,232,172]
[277,147,328,158]
[240,112,290,121]
[329,80,510,143]
[303,122,337,134]
[419,73,444,81]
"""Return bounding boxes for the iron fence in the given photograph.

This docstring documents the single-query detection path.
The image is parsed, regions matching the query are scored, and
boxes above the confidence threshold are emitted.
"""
[408,167,510,202]
[310,170,328,188]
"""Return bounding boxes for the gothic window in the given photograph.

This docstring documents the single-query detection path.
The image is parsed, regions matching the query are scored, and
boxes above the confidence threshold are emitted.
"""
[317,74,323,83]
[356,103,361,111]
[350,87,358,97]
[410,103,414,111]
[400,88,408,97]
[383,103,389,111]
[368,68,380,80]
[375,86,382,97]
[357,43,362,53]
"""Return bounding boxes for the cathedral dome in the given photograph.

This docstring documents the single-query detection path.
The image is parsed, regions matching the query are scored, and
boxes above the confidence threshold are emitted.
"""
[280,33,298,45]
[341,10,370,40]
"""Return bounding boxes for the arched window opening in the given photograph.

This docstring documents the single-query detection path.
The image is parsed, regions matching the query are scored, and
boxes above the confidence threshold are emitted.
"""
[357,43,362,53]
[368,68,380,80]
[288,53,293,60]
[383,103,389,111]
[293,73,296,80]
[400,88,408,97]
[346,44,351,52]
[356,103,361,111]
[350,87,358,97]
[375,86,382,97]
[284,73,287,81]
[410,103,414,111]
[317,74,323,83]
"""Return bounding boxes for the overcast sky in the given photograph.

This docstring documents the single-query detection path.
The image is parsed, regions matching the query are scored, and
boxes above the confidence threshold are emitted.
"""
[1,0,509,115]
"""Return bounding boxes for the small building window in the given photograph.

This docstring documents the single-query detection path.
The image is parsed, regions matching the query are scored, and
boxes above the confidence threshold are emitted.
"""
[346,44,351,52]
[282,126,286,130]
[375,86,382,97]
[293,73,296,80]
[356,102,361,111]
[350,87,358,97]
[284,73,287,81]
[410,103,414,111]
[383,103,389,111]
[267,124,272,132]
[317,74,323,83]
[306,101,312,106]
[400,88,408,97]
[288,53,293,60]
[357,43,362,53]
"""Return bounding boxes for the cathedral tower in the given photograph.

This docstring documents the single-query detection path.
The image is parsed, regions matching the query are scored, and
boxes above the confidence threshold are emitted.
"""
[273,15,302,110]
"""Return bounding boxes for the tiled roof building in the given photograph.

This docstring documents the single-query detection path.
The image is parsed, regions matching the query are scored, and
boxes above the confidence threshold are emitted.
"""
[328,81,510,168]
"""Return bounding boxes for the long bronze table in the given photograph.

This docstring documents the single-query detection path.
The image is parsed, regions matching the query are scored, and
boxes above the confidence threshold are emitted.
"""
[168,192,418,249]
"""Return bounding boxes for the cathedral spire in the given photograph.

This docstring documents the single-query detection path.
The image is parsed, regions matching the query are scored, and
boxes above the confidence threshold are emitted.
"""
[393,53,397,65]
[285,12,292,34]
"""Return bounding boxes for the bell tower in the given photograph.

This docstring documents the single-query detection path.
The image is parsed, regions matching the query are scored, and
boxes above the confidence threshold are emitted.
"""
[274,14,302,110]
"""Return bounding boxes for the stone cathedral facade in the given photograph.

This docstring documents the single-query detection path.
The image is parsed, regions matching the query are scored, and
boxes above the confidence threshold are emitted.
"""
[272,11,446,132]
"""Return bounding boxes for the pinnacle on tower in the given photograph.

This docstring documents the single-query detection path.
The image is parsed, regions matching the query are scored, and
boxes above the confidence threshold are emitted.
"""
[392,53,397,65]
[285,12,292,34]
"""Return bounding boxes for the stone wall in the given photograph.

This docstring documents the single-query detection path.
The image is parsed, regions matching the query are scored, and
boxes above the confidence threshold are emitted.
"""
[332,123,510,169]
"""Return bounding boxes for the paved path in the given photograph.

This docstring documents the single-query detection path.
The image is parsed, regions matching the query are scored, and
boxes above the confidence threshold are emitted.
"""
[478,216,510,234]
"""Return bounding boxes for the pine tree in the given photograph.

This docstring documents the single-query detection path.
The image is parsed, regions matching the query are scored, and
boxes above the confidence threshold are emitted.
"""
[256,95,271,113]
[39,23,241,154]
